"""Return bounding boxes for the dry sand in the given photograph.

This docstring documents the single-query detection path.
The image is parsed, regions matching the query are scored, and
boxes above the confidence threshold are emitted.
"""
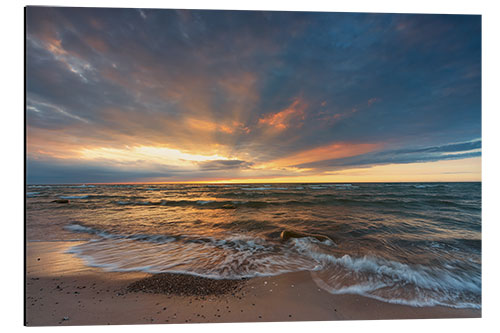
[25,241,480,326]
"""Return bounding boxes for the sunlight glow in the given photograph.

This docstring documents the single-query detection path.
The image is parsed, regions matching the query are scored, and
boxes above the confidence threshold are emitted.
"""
[80,146,230,167]
[194,157,481,183]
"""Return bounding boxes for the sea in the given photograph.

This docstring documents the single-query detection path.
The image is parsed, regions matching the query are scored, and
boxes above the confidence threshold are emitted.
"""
[26,182,481,309]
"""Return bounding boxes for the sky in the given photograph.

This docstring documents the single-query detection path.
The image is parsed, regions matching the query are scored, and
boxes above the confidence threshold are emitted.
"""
[26,7,481,184]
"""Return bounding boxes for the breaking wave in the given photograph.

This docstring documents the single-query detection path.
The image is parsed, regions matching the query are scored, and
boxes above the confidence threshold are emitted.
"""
[64,222,481,309]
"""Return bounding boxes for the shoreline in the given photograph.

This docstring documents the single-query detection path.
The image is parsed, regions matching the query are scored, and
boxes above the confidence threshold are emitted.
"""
[26,241,481,326]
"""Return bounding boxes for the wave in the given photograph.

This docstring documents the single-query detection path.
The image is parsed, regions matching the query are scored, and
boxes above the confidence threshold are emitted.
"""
[196,200,215,205]
[55,194,148,201]
[413,184,443,189]
[59,195,90,199]
[116,200,154,205]
[64,223,177,243]
[65,224,319,278]
[112,198,315,209]
[293,239,481,309]
[27,192,40,198]
[64,222,481,309]
[49,184,97,188]
[309,185,328,190]
[51,192,477,214]
[241,187,289,191]
[309,184,359,190]
[108,196,478,211]
[311,273,480,309]
[306,194,479,211]
[65,223,108,236]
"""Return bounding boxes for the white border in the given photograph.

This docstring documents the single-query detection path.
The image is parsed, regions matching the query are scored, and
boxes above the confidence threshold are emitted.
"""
[2,1,499,333]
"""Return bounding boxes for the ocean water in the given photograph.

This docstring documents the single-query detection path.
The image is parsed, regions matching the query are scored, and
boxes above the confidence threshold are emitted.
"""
[26,182,481,309]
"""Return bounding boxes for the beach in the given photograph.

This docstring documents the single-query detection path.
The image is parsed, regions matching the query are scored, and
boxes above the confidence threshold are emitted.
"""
[26,241,480,326]
[23,5,484,327]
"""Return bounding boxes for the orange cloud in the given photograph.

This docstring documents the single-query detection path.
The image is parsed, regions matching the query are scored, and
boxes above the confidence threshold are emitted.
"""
[185,118,250,135]
[258,99,307,130]
[265,142,382,168]
[46,38,66,56]
[218,121,250,134]
[185,118,218,132]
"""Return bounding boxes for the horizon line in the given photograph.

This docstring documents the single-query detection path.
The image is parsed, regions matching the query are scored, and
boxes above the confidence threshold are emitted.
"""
[26,180,482,185]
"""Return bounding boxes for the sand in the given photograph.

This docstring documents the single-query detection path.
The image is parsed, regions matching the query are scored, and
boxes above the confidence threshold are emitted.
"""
[25,241,481,326]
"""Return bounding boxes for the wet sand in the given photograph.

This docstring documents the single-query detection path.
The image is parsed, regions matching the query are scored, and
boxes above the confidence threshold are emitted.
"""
[25,241,481,326]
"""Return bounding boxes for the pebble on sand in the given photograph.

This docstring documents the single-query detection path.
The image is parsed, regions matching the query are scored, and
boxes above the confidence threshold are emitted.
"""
[127,273,246,297]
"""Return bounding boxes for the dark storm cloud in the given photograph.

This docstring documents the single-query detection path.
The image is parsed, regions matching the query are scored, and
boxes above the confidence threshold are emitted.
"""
[25,7,481,183]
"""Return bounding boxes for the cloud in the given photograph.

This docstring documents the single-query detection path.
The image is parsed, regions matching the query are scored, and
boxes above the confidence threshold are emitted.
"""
[25,8,481,183]
[196,159,253,171]
[397,140,481,154]
[297,140,482,170]
[264,142,381,168]
[258,98,307,130]
[27,159,174,184]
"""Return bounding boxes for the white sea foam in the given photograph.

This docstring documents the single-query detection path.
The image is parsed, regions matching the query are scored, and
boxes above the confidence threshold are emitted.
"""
[310,272,480,309]
[308,184,358,190]
[309,186,328,190]
[64,222,481,309]
[116,200,151,205]
[66,234,320,279]
[65,224,97,233]
[59,195,90,199]
[197,200,215,205]
[293,240,480,293]
[291,238,481,308]
[242,187,288,191]
[64,224,115,239]
[413,184,440,189]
